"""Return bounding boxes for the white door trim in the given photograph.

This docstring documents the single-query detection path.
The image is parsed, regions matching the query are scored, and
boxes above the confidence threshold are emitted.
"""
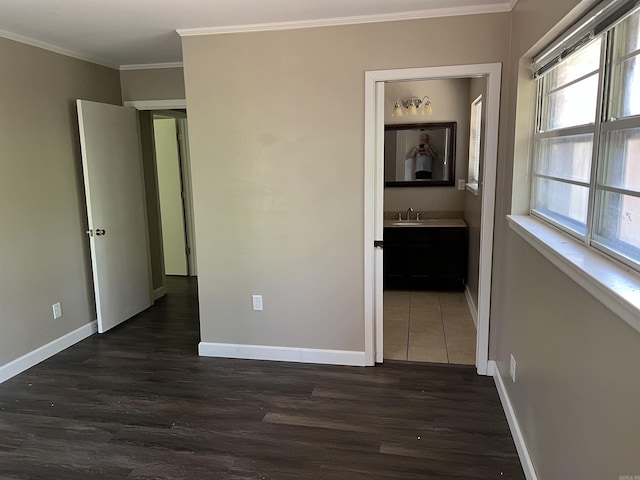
[363,63,502,375]
[124,99,187,110]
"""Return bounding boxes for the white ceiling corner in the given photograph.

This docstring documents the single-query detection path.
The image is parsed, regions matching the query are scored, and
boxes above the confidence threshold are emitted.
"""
[0,0,515,69]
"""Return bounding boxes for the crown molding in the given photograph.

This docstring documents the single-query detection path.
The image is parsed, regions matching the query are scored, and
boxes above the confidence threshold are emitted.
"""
[177,3,513,36]
[0,29,118,69]
[120,62,184,71]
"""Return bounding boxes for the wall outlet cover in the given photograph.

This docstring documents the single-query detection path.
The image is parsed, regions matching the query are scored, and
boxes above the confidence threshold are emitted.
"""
[52,302,62,319]
[252,295,263,311]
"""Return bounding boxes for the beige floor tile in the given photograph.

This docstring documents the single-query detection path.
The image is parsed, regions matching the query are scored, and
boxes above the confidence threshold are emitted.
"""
[383,327,408,345]
[447,344,476,365]
[438,292,467,304]
[384,291,411,304]
[443,319,476,336]
[440,305,472,317]
[383,344,407,361]
[409,331,446,348]
[445,333,476,351]
[383,289,475,365]
[442,313,475,325]
[410,298,440,309]
[409,308,441,323]
[410,321,444,336]
[408,321,439,333]
[408,346,448,363]
[384,308,410,322]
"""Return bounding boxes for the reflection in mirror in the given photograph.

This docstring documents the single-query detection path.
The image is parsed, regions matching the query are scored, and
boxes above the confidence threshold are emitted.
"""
[384,122,457,187]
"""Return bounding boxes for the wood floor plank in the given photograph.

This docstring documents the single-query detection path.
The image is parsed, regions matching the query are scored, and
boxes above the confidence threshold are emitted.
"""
[0,276,524,479]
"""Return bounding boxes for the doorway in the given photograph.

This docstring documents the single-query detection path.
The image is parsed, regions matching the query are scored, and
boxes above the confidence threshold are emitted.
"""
[381,78,482,365]
[125,99,197,300]
[363,64,502,375]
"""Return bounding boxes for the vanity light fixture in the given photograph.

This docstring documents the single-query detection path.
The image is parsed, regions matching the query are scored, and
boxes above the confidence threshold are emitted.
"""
[392,96,434,116]
[391,100,404,117]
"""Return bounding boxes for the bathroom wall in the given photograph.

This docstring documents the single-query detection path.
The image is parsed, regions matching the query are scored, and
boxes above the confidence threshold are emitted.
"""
[384,79,470,213]
[463,76,487,311]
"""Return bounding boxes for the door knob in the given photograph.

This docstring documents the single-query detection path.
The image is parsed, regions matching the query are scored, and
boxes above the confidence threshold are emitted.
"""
[95,229,106,236]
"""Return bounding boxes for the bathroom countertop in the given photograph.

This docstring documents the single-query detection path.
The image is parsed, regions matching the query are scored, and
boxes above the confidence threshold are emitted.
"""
[384,218,467,228]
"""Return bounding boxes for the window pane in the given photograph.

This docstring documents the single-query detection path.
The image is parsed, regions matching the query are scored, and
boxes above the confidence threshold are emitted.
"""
[615,10,640,57]
[611,11,640,118]
[468,98,482,183]
[611,55,640,118]
[593,190,640,265]
[544,74,599,130]
[532,177,589,235]
[547,38,602,90]
[535,134,593,182]
[598,127,640,191]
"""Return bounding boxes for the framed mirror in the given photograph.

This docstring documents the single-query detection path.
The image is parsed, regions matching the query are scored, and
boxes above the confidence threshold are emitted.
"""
[384,122,457,187]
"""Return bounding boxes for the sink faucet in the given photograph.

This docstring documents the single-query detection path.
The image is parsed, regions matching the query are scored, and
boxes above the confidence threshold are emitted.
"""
[406,207,414,221]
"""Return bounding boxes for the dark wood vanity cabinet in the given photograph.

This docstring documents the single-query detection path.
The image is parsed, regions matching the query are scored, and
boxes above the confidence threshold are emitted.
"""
[384,226,468,291]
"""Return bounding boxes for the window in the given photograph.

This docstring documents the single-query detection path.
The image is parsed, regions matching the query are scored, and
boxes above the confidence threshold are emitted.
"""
[532,4,640,271]
[467,95,482,192]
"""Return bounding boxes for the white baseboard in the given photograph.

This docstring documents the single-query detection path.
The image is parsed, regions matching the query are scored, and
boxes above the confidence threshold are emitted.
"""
[488,360,538,480]
[464,285,478,328]
[153,286,167,301]
[199,342,366,366]
[0,321,98,384]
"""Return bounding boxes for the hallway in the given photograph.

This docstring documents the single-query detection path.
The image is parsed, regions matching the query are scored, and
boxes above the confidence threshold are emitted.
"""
[0,277,523,479]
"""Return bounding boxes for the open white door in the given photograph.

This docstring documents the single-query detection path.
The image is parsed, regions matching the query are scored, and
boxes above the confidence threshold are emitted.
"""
[77,100,152,333]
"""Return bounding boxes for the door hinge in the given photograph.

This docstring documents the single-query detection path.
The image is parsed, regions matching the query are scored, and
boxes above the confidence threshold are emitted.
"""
[374,240,384,249]
[181,191,186,199]
[177,132,183,142]
[186,247,191,255]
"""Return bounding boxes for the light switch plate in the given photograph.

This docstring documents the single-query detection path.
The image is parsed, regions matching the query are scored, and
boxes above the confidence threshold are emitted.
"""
[457,179,466,190]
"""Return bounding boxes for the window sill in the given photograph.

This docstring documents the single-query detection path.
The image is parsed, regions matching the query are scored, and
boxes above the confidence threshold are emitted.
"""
[466,182,479,195]
[507,215,640,335]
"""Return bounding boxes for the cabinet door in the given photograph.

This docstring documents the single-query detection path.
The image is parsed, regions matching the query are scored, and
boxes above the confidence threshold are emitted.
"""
[383,228,410,289]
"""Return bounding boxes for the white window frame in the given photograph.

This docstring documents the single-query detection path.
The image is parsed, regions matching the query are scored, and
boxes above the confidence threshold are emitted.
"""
[531,4,640,274]
[510,0,640,337]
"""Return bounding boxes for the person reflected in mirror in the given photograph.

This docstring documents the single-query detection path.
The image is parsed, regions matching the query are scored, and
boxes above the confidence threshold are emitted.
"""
[407,133,437,180]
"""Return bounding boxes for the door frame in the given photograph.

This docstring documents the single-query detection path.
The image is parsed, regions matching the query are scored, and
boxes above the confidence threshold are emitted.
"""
[363,64,502,375]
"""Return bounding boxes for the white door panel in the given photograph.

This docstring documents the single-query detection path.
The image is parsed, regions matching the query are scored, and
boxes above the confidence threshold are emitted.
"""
[77,100,152,333]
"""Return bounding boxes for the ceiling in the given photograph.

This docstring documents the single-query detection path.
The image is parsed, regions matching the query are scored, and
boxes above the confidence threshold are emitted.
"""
[0,0,515,69]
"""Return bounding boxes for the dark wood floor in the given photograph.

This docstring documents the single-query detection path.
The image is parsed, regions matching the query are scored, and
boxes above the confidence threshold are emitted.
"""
[0,276,524,479]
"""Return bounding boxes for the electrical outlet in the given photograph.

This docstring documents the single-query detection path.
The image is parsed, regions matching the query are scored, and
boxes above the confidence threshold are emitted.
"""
[252,295,263,311]
[52,302,62,319]
[510,354,517,382]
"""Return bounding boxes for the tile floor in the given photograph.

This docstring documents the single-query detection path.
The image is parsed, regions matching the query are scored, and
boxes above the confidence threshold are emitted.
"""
[383,290,476,364]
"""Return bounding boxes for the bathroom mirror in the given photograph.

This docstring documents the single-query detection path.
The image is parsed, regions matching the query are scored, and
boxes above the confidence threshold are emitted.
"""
[384,122,457,187]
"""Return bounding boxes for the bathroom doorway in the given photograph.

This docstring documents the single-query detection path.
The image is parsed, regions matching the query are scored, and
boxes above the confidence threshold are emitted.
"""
[381,78,482,365]
[364,64,502,375]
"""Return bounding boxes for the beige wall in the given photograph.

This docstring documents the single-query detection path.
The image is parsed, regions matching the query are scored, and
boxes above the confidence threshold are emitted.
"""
[384,79,470,213]
[491,0,640,476]
[182,14,510,352]
[463,76,487,310]
[0,37,121,366]
[138,111,165,291]
[120,67,185,102]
